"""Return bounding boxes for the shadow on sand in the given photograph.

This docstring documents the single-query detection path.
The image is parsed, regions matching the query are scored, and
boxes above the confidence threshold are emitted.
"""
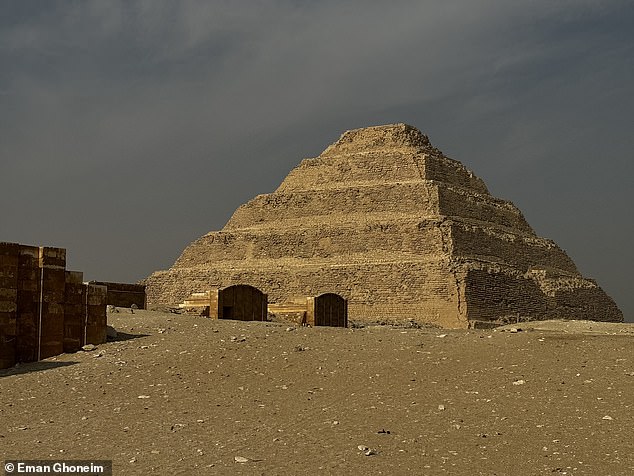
[0,360,78,378]
[1,331,149,378]
[107,330,150,342]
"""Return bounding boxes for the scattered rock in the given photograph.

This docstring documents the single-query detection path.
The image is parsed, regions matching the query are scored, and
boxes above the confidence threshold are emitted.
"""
[602,415,613,421]
[131,304,139,310]
[436,334,447,338]
[438,404,446,411]
[512,379,526,386]
[82,344,96,352]
[406,319,421,329]
[509,327,522,333]
[356,445,376,456]
[137,395,150,399]
[234,456,249,463]
[377,428,391,434]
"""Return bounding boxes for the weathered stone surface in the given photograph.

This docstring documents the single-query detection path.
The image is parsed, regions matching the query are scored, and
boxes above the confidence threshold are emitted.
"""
[88,281,146,309]
[144,124,623,328]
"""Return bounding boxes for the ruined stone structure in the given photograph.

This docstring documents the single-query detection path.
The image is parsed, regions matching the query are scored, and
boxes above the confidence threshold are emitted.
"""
[0,242,107,369]
[88,281,146,309]
[145,124,623,328]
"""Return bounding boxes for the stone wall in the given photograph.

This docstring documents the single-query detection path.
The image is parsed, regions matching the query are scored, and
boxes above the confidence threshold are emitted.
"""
[64,271,85,353]
[0,243,19,369]
[462,266,622,325]
[88,281,146,309]
[146,258,465,327]
[0,242,108,370]
[462,268,550,324]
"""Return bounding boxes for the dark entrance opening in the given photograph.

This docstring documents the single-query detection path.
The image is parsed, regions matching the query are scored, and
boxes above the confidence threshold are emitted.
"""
[216,285,267,321]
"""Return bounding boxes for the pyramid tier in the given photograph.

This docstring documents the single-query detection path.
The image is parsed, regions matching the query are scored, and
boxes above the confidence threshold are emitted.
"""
[463,267,623,325]
[147,257,464,328]
[226,181,532,233]
[177,216,573,275]
[278,151,489,196]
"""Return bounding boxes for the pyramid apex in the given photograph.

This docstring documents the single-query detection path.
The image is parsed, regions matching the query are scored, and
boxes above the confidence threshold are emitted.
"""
[322,123,435,155]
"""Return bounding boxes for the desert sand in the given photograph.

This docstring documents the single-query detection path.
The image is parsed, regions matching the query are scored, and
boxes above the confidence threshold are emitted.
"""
[1,310,633,475]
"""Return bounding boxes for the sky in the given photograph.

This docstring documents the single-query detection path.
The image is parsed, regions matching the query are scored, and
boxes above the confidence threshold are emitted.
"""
[1,1,632,321]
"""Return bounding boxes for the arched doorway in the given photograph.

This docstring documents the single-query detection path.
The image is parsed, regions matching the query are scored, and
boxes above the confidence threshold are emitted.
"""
[215,284,267,322]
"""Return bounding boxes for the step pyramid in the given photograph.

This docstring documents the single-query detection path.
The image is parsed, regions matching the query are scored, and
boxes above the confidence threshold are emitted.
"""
[145,124,622,328]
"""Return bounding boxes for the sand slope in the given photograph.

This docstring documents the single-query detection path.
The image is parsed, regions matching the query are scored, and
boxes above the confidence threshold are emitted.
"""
[1,310,633,475]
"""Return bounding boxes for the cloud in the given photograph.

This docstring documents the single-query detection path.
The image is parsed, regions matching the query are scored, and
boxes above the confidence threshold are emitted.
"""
[0,0,632,319]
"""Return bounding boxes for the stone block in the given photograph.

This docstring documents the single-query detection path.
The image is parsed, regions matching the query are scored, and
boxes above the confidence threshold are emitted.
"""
[38,246,66,269]
[0,309,17,368]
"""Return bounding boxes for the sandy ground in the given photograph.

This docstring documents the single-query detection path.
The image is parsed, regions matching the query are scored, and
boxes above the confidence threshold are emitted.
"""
[1,310,633,475]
